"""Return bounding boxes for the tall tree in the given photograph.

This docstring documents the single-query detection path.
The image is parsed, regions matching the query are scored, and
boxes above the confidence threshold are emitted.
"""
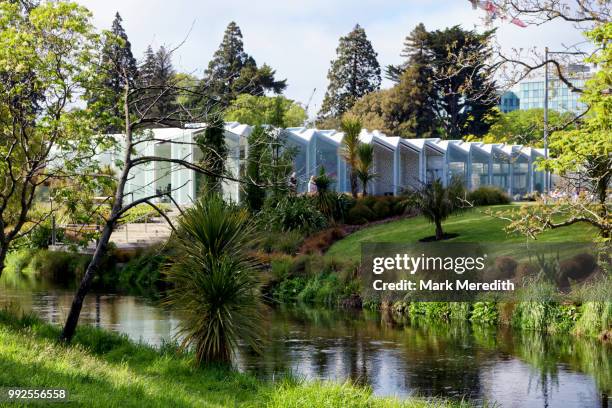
[0,1,101,275]
[318,24,381,121]
[196,111,228,194]
[197,22,286,109]
[137,45,177,124]
[386,23,438,138]
[89,12,138,132]
[427,26,499,139]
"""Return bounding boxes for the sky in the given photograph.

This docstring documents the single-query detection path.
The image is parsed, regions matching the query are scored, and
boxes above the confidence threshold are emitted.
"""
[77,0,587,117]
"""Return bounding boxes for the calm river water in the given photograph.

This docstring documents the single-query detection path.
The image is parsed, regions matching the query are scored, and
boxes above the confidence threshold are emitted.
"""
[0,277,609,408]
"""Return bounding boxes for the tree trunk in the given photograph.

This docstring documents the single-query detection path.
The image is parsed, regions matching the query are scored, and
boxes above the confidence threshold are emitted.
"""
[59,220,115,342]
[435,219,444,241]
[60,86,132,343]
[350,173,358,199]
[0,244,7,277]
[362,182,367,197]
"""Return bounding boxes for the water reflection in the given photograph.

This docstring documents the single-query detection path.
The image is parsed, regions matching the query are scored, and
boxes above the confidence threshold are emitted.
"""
[0,278,609,407]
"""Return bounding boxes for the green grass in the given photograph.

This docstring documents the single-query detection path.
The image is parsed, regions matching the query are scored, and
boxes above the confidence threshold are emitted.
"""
[327,205,596,261]
[0,310,470,407]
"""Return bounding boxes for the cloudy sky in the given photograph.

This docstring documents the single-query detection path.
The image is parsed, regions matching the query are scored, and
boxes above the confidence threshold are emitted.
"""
[77,0,586,116]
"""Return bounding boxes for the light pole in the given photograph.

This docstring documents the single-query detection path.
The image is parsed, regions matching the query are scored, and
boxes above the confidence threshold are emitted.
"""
[543,48,586,193]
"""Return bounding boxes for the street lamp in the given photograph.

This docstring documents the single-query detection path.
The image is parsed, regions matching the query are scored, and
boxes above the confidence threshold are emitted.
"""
[543,47,586,193]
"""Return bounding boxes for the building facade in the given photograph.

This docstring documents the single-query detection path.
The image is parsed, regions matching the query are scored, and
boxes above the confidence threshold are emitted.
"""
[105,123,547,206]
[498,67,592,114]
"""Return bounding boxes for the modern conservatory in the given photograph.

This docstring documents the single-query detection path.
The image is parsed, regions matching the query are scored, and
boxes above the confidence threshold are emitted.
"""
[106,122,547,205]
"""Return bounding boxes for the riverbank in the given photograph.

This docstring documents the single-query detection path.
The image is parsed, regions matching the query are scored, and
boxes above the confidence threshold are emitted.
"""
[0,310,471,408]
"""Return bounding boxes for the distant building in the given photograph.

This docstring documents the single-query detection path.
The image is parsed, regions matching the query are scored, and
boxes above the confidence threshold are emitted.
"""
[499,65,592,115]
[499,91,520,113]
[95,123,548,206]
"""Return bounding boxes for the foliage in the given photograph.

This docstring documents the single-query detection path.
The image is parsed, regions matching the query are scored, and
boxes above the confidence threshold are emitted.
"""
[314,192,353,223]
[467,186,511,206]
[480,108,575,146]
[257,230,304,255]
[345,196,407,225]
[0,310,463,408]
[225,94,306,127]
[243,125,297,212]
[258,195,327,234]
[164,196,263,365]
[413,178,466,240]
[318,24,381,121]
[355,144,376,196]
[346,203,376,225]
[87,12,138,133]
[137,45,177,121]
[346,89,395,135]
[498,23,611,241]
[470,302,499,324]
[0,1,105,273]
[195,112,228,195]
[314,166,334,193]
[385,23,438,138]
[340,114,362,197]
[194,21,286,109]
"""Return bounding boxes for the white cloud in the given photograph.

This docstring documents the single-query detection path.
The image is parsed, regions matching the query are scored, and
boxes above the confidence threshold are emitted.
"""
[77,0,588,116]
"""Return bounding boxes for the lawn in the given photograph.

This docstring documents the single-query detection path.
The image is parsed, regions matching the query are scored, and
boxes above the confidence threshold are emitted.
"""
[0,311,469,408]
[327,204,597,261]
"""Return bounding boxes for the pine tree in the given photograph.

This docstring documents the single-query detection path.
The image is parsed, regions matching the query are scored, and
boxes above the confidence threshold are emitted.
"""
[197,22,286,109]
[90,12,138,132]
[427,26,498,139]
[386,24,438,138]
[318,24,381,121]
[137,45,177,124]
[153,46,176,118]
[196,111,227,194]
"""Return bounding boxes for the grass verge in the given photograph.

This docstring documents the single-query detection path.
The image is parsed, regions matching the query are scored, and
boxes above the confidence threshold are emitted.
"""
[326,205,596,262]
[0,310,471,408]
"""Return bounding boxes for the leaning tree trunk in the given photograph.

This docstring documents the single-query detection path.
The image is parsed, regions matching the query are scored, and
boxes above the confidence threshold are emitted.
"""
[59,220,115,342]
[60,88,132,343]
[435,219,444,241]
[0,243,8,276]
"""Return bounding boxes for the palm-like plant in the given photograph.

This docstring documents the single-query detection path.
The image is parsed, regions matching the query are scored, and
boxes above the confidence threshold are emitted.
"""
[340,114,362,198]
[355,143,376,196]
[415,177,465,240]
[164,195,263,366]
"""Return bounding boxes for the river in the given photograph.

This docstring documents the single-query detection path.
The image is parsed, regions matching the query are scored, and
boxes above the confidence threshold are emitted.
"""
[0,278,609,408]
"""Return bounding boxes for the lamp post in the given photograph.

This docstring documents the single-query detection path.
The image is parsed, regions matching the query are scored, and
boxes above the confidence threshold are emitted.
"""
[543,48,586,193]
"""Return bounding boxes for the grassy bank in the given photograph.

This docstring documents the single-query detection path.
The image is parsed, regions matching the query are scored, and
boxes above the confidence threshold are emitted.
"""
[0,310,470,408]
[327,205,596,261]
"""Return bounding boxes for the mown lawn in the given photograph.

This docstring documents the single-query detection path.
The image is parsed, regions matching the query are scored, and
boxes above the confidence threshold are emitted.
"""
[0,311,470,408]
[327,204,597,261]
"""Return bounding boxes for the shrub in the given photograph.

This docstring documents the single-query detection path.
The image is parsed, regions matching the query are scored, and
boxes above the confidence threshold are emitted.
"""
[258,196,327,233]
[372,200,391,219]
[300,227,346,254]
[164,195,263,365]
[470,302,499,324]
[346,203,375,225]
[26,250,91,283]
[315,192,354,223]
[270,256,293,281]
[467,186,511,206]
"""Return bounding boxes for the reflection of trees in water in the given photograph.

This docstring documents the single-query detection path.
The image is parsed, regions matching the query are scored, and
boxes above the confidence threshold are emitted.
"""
[395,318,490,400]
[502,329,612,407]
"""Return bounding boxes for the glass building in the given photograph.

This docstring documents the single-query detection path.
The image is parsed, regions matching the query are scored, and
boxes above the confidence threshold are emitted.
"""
[518,77,587,113]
